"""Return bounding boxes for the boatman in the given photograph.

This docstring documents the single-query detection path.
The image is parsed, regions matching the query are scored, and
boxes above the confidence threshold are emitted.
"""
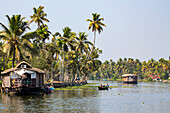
[106,83,109,88]
[100,84,102,88]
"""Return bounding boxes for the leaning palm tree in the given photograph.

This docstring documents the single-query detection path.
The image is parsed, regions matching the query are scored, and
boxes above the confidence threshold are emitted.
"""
[0,15,35,67]
[29,6,49,29]
[86,13,106,52]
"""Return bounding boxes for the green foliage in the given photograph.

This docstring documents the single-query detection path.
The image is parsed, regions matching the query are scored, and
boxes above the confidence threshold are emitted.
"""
[1,6,169,83]
[148,77,153,81]
[90,58,170,81]
[168,77,170,80]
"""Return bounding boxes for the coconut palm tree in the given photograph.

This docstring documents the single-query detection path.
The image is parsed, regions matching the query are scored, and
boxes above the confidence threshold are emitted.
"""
[71,32,93,81]
[79,48,102,81]
[55,27,76,81]
[0,15,34,67]
[75,32,93,56]
[29,6,49,29]
[86,13,106,52]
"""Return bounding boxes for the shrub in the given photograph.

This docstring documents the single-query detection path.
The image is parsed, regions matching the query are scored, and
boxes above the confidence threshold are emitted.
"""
[148,77,153,81]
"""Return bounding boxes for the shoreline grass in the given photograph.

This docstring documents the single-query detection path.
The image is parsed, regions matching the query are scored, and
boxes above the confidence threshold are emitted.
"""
[54,83,98,91]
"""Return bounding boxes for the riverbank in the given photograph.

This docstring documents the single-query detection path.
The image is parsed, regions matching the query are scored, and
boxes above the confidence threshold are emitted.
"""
[46,80,88,88]
[162,80,170,83]
[54,83,97,91]
[0,80,88,93]
[94,78,170,83]
[1,80,170,113]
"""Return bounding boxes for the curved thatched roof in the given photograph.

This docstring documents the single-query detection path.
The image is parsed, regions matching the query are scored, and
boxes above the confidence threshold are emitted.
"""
[1,61,45,74]
[15,61,32,68]
[1,68,18,74]
[122,74,137,77]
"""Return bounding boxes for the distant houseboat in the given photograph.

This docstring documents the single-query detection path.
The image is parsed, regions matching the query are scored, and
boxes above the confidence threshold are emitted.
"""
[122,74,138,84]
[1,61,45,94]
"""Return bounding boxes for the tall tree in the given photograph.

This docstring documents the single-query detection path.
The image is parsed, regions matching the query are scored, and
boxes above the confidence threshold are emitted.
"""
[86,13,106,53]
[75,32,92,56]
[0,15,34,67]
[73,32,93,81]
[55,27,76,82]
[29,6,49,29]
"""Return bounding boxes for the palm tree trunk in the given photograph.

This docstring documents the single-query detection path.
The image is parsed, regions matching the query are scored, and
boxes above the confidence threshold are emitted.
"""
[12,45,15,68]
[64,63,69,82]
[62,48,65,82]
[74,67,79,81]
[59,59,62,81]
[3,55,6,71]
[71,69,75,82]
[38,21,40,29]
[51,62,53,81]
[93,30,96,50]
[88,30,96,60]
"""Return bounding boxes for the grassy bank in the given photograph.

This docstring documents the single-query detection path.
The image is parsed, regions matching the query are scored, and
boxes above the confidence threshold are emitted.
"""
[54,83,136,91]
[54,83,98,91]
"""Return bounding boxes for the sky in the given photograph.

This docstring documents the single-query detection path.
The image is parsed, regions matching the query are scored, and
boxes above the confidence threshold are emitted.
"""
[0,0,170,62]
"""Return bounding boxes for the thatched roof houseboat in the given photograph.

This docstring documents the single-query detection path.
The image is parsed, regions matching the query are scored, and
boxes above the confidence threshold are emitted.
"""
[122,74,138,84]
[1,61,45,93]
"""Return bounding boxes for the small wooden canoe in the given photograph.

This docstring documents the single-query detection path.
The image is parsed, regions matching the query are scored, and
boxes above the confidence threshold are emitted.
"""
[98,87,109,90]
[44,86,55,93]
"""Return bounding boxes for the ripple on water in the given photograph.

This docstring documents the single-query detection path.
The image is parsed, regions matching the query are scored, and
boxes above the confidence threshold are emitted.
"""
[0,81,170,113]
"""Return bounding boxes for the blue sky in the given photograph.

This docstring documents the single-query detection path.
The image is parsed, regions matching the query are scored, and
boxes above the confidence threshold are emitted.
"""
[0,0,170,62]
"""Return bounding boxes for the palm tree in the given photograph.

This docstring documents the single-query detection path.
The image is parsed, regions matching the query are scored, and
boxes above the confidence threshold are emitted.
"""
[80,48,102,81]
[75,32,93,56]
[0,15,34,67]
[55,27,76,82]
[44,35,61,81]
[72,32,93,81]
[86,13,106,52]
[29,6,49,29]
[36,25,51,43]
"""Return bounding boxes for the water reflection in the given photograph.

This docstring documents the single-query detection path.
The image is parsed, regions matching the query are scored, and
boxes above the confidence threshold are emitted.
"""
[0,81,170,113]
[0,89,99,113]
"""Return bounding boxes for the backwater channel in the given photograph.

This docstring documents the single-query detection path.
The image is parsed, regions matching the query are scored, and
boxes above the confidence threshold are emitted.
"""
[0,80,170,113]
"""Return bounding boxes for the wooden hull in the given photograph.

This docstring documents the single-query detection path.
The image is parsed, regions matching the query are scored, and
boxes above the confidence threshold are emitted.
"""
[44,87,54,93]
[2,87,43,94]
[98,87,109,90]
[123,81,137,84]
[44,89,52,93]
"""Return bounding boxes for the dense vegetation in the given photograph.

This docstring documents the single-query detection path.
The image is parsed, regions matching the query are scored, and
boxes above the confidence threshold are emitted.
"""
[0,6,105,82]
[89,58,170,81]
[0,6,169,82]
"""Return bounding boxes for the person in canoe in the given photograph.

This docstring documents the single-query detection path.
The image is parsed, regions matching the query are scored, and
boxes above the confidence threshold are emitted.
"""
[100,84,103,88]
[106,83,109,88]
[98,83,109,90]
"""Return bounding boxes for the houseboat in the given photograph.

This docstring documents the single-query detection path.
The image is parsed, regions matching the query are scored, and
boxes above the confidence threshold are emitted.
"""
[122,74,138,84]
[1,61,45,94]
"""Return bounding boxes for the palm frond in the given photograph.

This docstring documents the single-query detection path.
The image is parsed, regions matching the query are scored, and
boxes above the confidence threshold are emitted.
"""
[41,18,50,22]
[54,32,61,37]
[86,19,92,22]
[0,23,11,35]
[98,21,106,27]
[22,31,38,40]
[22,39,33,48]
[33,7,37,14]
[88,22,93,30]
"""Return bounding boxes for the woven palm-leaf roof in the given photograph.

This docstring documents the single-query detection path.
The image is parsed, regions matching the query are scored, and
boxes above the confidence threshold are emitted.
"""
[122,74,137,77]
[1,61,44,74]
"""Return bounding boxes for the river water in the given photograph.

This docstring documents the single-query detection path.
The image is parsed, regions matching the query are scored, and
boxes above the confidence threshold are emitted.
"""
[0,80,170,113]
